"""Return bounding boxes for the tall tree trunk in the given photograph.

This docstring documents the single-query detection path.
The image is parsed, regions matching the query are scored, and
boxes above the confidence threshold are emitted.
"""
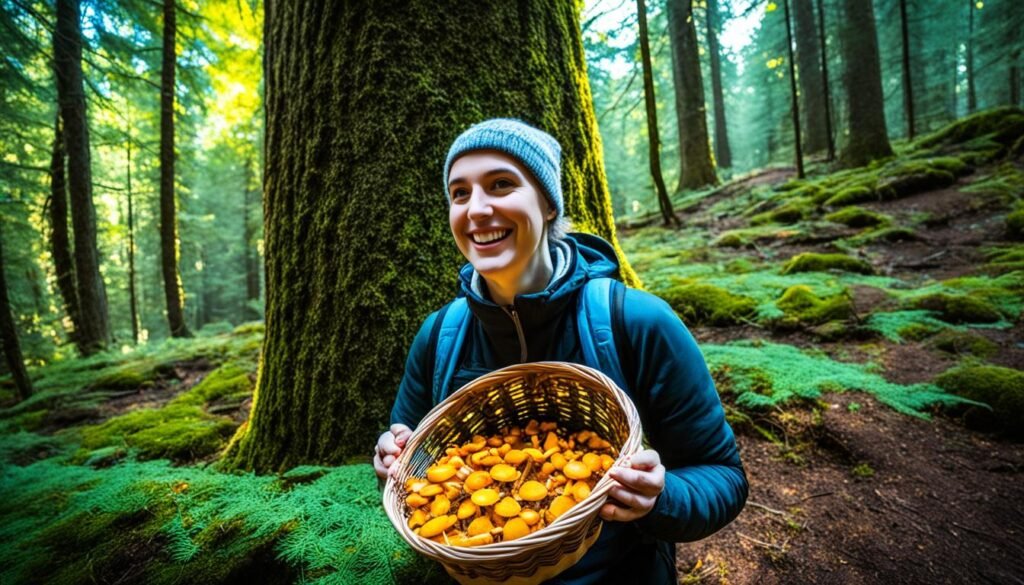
[226,0,638,472]
[793,0,828,154]
[667,0,718,191]
[243,156,260,320]
[966,0,976,113]
[783,0,805,178]
[1012,50,1021,106]
[48,112,81,346]
[898,0,915,139]
[126,118,139,344]
[640,0,676,224]
[0,219,33,401]
[54,0,110,355]
[160,0,190,338]
[705,0,732,169]
[837,0,893,167]
[815,0,836,160]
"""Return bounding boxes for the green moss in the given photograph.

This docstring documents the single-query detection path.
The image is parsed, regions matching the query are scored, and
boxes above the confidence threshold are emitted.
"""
[75,403,236,462]
[897,322,944,341]
[908,292,1003,324]
[660,283,758,326]
[781,253,874,275]
[851,463,875,479]
[1008,208,1024,240]
[824,185,875,207]
[750,201,809,226]
[935,365,1024,437]
[915,106,1024,153]
[929,330,999,358]
[711,231,748,248]
[824,206,889,228]
[178,361,254,406]
[875,165,955,200]
[233,321,265,335]
[845,226,920,245]
[771,285,854,329]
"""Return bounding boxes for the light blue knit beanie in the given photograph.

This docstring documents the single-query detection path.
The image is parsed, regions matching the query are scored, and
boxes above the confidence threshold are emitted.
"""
[443,118,563,218]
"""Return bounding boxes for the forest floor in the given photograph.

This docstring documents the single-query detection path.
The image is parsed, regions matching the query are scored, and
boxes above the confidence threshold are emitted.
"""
[1,108,1022,585]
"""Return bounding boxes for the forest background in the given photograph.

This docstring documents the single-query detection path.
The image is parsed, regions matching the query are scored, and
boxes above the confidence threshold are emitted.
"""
[1,0,1023,583]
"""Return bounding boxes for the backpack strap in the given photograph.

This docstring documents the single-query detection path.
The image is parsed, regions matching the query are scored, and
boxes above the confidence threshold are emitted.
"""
[577,278,629,392]
[432,297,471,405]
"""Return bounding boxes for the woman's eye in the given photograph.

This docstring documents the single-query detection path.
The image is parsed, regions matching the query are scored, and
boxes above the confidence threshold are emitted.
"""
[451,188,468,200]
[494,179,513,189]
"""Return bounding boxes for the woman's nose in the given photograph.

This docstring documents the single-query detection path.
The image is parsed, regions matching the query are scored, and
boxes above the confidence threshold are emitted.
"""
[467,185,493,219]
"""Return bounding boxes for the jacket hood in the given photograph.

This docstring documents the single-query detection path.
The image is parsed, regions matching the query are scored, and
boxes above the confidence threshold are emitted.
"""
[455,233,621,364]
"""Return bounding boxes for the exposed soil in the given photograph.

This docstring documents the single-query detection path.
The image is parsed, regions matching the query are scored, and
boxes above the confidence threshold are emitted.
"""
[671,161,1024,584]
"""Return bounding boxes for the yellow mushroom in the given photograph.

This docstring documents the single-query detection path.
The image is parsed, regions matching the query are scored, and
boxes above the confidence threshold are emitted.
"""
[519,508,541,526]
[524,419,540,436]
[564,460,592,480]
[408,508,428,529]
[494,496,522,518]
[582,453,602,472]
[450,532,494,547]
[480,455,504,467]
[550,452,567,471]
[546,495,576,523]
[503,517,531,541]
[419,515,455,538]
[465,471,493,492]
[427,465,456,483]
[572,482,591,502]
[457,500,478,520]
[418,483,443,497]
[406,478,428,493]
[600,454,615,471]
[467,516,494,537]
[522,448,546,463]
[430,494,451,517]
[518,480,548,502]
[487,435,504,448]
[406,493,429,508]
[543,431,560,452]
[471,488,500,507]
[489,464,520,483]
[504,449,527,465]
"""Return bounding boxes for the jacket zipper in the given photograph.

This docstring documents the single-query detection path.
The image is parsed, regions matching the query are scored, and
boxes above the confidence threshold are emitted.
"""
[502,304,528,363]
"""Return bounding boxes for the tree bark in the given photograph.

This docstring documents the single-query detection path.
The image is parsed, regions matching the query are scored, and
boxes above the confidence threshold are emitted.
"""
[706,0,732,169]
[48,112,81,346]
[639,0,677,224]
[966,0,976,113]
[160,0,191,338]
[0,219,33,401]
[898,0,915,139]
[783,0,804,178]
[667,0,718,191]
[126,119,139,344]
[226,0,638,472]
[243,155,260,320]
[793,0,828,154]
[54,0,110,355]
[837,0,893,168]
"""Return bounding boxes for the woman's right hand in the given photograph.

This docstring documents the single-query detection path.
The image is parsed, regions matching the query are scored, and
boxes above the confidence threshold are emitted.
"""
[374,423,413,481]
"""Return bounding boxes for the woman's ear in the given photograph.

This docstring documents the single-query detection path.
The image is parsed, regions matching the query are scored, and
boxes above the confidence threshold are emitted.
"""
[546,207,557,221]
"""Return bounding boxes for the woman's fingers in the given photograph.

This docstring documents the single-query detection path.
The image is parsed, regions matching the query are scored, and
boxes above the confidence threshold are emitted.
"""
[608,465,665,497]
[391,424,412,448]
[378,430,401,456]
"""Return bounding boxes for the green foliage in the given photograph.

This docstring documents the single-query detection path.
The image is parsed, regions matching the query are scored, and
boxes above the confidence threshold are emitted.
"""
[1008,207,1024,240]
[750,200,811,226]
[841,226,919,246]
[705,341,969,416]
[907,293,1003,324]
[824,185,875,207]
[928,330,999,358]
[935,365,1024,437]
[851,463,875,479]
[781,253,874,275]
[961,163,1024,207]
[914,106,1024,158]
[864,310,951,343]
[659,283,758,326]
[982,245,1024,274]
[824,206,889,228]
[771,286,854,329]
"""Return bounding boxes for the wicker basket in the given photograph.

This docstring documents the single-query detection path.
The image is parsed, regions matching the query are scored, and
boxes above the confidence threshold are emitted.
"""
[383,361,643,585]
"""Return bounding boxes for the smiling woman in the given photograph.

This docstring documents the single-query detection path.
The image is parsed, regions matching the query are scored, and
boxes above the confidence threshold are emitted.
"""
[375,119,748,584]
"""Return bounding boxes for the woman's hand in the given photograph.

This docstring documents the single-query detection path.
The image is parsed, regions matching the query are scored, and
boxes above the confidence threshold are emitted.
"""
[374,423,413,481]
[599,449,666,522]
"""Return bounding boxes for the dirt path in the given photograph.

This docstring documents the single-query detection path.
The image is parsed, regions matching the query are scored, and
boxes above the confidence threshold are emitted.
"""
[676,393,1024,584]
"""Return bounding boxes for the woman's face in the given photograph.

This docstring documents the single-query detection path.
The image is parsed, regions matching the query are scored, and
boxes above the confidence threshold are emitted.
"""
[447,150,556,290]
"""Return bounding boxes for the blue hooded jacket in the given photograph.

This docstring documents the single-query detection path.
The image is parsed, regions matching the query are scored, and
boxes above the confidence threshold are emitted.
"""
[391,233,748,584]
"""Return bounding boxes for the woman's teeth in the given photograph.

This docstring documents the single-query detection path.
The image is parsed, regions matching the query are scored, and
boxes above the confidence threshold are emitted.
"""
[472,230,510,244]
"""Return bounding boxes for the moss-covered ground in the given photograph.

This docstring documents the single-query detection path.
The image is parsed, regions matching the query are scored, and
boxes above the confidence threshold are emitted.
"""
[1,109,1021,584]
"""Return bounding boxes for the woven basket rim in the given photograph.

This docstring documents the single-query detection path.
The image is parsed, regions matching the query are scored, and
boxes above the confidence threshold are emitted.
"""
[383,361,644,563]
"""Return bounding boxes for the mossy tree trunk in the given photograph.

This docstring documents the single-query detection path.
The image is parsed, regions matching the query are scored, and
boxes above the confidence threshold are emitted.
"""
[667,0,718,191]
[815,0,836,160]
[0,218,32,401]
[243,156,261,321]
[160,0,191,338]
[782,0,804,179]
[48,112,81,347]
[837,0,893,168]
[638,0,677,225]
[706,0,732,169]
[54,0,110,355]
[898,0,915,139]
[793,0,829,154]
[227,0,638,472]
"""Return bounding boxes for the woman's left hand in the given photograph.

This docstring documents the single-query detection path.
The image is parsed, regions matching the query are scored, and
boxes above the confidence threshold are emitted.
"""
[599,449,666,522]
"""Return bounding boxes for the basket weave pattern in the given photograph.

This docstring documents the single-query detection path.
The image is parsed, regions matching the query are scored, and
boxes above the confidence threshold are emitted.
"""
[383,361,643,584]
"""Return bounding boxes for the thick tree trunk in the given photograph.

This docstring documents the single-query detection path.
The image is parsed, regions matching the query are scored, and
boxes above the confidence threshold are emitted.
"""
[837,0,893,168]
[966,0,976,113]
[706,0,732,169]
[0,219,33,401]
[816,0,835,160]
[667,0,718,191]
[639,0,676,224]
[243,156,260,320]
[227,0,638,472]
[48,113,81,346]
[54,0,110,355]
[783,0,804,178]
[160,0,190,338]
[793,0,828,154]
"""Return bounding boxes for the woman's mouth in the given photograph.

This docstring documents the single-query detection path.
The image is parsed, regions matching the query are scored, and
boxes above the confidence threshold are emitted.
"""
[470,229,511,247]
